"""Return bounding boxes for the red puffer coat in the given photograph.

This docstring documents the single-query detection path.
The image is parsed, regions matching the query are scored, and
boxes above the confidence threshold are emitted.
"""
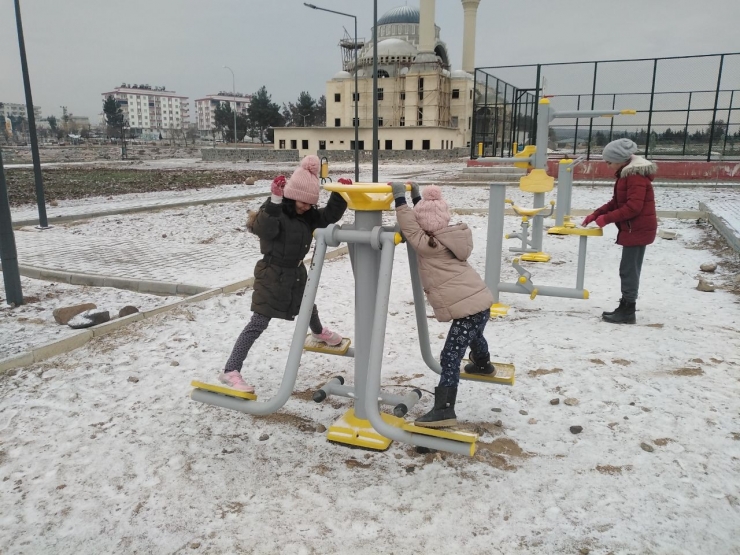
[592,156,657,247]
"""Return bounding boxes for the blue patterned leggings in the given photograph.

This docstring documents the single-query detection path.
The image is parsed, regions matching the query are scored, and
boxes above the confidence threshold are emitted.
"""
[439,309,490,387]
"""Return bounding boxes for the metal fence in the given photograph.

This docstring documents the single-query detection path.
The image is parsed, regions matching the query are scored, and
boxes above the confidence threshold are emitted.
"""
[471,53,740,161]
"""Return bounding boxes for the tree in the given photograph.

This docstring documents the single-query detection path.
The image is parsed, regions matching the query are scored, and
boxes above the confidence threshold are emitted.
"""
[103,95,124,137]
[314,95,326,127]
[594,131,607,146]
[281,103,293,127]
[47,115,58,132]
[214,102,232,141]
[247,86,282,143]
[295,91,316,127]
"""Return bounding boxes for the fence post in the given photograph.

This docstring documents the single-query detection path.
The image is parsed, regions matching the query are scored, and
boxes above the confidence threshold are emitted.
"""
[645,58,658,158]
[707,54,725,162]
[609,94,616,142]
[682,91,692,156]
[483,73,489,157]
[722,90,734,158]
[470,70,478,159]
[586,62,598,161]
[532,64,541,149]
[573,95,581,156]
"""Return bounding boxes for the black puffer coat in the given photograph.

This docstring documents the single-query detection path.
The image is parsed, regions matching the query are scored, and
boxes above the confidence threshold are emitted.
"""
[248,193,347,320]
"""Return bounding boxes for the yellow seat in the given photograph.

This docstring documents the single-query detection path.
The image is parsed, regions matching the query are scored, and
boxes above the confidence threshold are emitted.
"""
[507,202,551,218]
[519,169,555,193]
[548,226,603,237]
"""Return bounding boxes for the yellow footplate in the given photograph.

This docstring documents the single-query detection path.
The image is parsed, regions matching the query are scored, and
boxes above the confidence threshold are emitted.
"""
[327,408,404,451]
[190,380,257,400]
[459,361,516,386]
[304,335,351,355]
[402,424,478,456]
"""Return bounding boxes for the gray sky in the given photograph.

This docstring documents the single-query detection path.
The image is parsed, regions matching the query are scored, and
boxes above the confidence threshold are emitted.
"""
[1,0,739,121]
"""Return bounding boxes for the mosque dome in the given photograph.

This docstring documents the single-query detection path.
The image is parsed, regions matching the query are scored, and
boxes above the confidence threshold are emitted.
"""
[333,70,351,80]
[377,6,420,26]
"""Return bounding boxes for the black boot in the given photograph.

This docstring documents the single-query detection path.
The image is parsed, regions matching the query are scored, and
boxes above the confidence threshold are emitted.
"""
[602,301,636,324]
[463,351,496,375]
[602,298,627,317]
[415,386,457,428]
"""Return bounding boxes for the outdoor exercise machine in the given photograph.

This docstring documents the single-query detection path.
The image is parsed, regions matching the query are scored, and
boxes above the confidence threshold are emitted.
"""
[474,98,635,314]
[191,182,514,457]
[319,156,332,184]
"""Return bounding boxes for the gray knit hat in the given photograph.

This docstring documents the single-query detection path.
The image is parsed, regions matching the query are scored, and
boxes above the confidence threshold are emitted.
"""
[602,138,638,163]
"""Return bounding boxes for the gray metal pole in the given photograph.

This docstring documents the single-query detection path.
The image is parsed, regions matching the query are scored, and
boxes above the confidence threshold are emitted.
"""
[224,66,237,144]
[575,236,588,290]
[484,183,507,303]
[372,0,378,181]
[0,148,23,306]
[498,282,587,300]
[354,16,359,182]
[351,211,382,420]
[14,0,48,228]
[407,245,442,375]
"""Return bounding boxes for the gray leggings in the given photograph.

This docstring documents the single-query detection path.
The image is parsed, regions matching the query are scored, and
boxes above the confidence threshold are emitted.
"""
[619,245,646,303]
[224,305,324,372]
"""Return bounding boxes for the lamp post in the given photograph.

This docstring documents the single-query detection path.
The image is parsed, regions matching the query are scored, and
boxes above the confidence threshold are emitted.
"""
[223,66,238,145]
[14,0,48,228]
[303,3,359,183]
[0,147,23,306]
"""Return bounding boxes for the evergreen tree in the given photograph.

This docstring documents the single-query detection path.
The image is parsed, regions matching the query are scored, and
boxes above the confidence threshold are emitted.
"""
[102,95,124,137]
[247,86,282,143]
[295,91,316,127]
[314,95,326,127]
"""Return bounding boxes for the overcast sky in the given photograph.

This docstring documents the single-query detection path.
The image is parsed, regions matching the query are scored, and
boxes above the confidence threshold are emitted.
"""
[1,0,739,121]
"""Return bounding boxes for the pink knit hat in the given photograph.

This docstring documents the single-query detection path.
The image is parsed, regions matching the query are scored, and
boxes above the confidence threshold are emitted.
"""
[284,155,320,205]
[414,185,451,233]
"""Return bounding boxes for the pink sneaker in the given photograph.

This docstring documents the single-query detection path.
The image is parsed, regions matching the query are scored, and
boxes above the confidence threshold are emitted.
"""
[218,371,255,393]
[311,327,342,346]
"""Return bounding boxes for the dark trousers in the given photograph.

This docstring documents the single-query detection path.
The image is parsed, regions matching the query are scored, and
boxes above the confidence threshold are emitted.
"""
[439,309,490,388]
[225,305,324,372]
[619,245,646,303]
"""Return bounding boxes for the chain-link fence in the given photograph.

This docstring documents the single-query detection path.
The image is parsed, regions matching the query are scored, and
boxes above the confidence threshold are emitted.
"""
[472,53,740,161]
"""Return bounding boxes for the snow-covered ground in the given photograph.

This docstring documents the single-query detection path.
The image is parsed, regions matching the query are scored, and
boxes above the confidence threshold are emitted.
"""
[1,194,739,553]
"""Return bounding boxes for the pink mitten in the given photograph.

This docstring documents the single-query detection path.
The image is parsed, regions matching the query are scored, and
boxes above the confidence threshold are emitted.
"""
[271,175,286,197]
[337,177,353,185]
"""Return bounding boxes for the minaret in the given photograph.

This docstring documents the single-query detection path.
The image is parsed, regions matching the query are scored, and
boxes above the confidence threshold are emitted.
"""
[414,0,438,65]
[461,0,481,74]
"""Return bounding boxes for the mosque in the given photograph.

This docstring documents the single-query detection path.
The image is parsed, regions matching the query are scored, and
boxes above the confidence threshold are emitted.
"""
[273,0,482,157]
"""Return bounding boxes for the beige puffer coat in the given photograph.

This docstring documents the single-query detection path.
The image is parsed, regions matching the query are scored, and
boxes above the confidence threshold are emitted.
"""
[396,204,494,322]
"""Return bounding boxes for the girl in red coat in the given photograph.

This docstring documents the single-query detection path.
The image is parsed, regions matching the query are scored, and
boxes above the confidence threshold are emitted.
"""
[582,138,657,324]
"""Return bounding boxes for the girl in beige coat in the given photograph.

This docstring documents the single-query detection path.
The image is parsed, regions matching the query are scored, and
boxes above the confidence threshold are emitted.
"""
[392,183,495,428]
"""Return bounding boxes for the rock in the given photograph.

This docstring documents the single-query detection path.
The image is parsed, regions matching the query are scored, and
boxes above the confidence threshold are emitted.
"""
[658,229,677,240]
[127,376,139,383]
[640,442,654,453]
[405,465,416,473]
[550,398,560,405]
[570,426,583,434]
[68,309,110,329]
[49,200,59,207]
[519,410,528,415]
[697,278,716,292]
[493,420,503,427]
[53,303,97,325]
[119,305,139,317]
[189,542,201,549]
[170,361,180,366]
[564,398,579,406]
[316,424,326,433]
[258,434,269,441]
[162,233,167,238]
[528,418,537,425]
[491,408,502,413]
[700,262,717,273]
[244,177,256,185]
[415,446,435,454]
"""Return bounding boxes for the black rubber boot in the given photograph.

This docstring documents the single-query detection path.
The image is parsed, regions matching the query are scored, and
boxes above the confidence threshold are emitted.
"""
[415,386,458,428]
[602,298,627,317]
[463,351,496,375]
[602,301,636,324]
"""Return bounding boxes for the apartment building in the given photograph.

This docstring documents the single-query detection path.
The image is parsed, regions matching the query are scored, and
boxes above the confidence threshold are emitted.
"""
[1,102,42,121]
[194,93,252,135]
[101,86,189,137]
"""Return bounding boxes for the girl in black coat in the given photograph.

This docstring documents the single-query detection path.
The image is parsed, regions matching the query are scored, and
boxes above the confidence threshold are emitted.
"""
[220,156,348,392]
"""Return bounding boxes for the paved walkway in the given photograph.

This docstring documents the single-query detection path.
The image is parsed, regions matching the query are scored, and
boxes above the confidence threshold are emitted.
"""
[6,183,739,298]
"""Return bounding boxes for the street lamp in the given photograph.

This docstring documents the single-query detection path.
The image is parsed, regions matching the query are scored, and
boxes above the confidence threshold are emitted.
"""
[223,66,238,145]
[303,2,359,183]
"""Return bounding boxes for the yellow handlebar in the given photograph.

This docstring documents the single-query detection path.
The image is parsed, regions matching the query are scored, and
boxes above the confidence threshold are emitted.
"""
[323,182,411,194]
